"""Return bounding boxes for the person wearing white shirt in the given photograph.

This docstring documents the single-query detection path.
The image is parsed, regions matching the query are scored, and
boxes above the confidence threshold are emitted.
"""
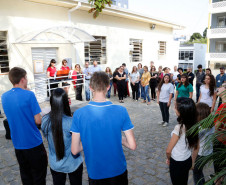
[157,74,174,127]
[166,97,199,185]
[129,66,140,101]
[198,74,217,113]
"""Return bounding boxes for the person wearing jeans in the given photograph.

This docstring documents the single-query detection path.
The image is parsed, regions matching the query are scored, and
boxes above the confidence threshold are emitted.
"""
[141,66,151,105]
[157,74,174,127]
[137,63,144,99]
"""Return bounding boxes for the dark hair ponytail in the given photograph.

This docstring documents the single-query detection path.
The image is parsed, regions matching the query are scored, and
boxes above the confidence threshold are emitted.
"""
[48,88,72,160]
[176,97,198,149]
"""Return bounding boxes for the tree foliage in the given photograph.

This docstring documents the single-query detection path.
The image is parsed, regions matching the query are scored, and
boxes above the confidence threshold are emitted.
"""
[203,27,207,38]
[88,0,113,18]
[190,32,202,42]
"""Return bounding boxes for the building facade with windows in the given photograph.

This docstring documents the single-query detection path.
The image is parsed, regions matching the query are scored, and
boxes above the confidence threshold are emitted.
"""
[0,0,183,102]
[178,43,207,72]
[207,0,226,75]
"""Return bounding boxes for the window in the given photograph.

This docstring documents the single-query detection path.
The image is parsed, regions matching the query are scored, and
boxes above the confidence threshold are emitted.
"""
[158,41,166,55]
[216,41,226,52]
[214,62,226,69]
[217,16,226,28]
[0,31,9,74]
[129,39,142,62]
[179,51,193,60]
[84,36,106,64]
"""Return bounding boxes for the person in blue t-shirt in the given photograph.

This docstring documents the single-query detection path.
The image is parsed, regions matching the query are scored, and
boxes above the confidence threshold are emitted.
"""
[71,71,136,185]
[42,88,83,185]
[1,67,47,185]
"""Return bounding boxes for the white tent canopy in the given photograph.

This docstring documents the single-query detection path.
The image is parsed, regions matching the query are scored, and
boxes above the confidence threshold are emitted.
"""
[15,26,95,44]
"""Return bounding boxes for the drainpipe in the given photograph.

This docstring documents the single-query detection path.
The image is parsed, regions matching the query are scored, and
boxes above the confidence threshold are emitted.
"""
[68,1,81,22]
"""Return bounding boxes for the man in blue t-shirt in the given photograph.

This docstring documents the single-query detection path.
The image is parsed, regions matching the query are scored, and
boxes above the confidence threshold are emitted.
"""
[2,67,47,185]
[216,66,226,107]
[71,71,136,185]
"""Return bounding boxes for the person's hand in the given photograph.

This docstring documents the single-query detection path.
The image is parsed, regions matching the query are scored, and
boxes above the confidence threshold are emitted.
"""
[157,100,159,104]
[132,82,135,86]
[190,163,195,170]
[166,159,170,166]
[167,101,171,107]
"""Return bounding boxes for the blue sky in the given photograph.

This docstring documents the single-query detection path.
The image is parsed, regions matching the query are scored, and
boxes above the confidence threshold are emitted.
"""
[129,0,209,36]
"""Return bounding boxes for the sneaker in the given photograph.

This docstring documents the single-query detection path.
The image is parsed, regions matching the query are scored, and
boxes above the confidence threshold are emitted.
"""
[158,121,164,125]
[0,114,4,118]
[163,122,168,127]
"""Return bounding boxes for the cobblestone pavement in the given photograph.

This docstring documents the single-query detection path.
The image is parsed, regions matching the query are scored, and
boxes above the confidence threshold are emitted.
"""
[0,96,214,185]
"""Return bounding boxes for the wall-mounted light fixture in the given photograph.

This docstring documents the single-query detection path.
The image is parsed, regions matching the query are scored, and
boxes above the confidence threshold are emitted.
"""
[150,24,156,30]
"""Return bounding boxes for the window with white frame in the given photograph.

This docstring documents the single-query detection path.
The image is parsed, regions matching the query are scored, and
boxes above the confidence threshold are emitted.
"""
[129,39,142,62]
[0,31,9,74]
[158,41,166,55]
[179,51,193,60]
[84,36,106,65]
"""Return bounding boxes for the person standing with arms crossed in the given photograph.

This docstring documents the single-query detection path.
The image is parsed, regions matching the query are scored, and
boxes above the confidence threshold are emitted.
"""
[71,71,136,185]
[2,67,47,185]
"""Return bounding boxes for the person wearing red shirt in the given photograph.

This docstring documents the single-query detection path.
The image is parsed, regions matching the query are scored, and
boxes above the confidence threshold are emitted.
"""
[213,82,226,185]
[72,64,83,101]
[47,59,58,97]
[60,59,70,93]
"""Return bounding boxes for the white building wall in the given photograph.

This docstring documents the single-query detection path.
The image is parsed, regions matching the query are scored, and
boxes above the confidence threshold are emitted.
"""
[0,0,180,99]
[194,43,207,71]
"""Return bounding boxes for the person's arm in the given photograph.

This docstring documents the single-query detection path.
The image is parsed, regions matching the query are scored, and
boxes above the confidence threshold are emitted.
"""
[122,74,127,80]
[115,75,121,81]
[168,93,173,107]
[175,90,178,101]
[47,71,50,78]
[198,92,202,103]
[191,140,200,170]
[34,113,42,125]
[211,92,217,113]
[166,134,179,165]
[122,129,136,151]
[189,92,193,99]
[157,90,160,104]
[71,132,83,155]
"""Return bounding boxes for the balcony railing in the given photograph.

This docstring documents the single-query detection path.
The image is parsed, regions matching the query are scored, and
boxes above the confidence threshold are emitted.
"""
[207,53,226,61]
[210,1,226,13]
[207,27,226,38]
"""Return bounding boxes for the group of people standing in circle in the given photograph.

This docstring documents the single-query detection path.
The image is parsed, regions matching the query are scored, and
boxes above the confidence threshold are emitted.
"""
[1,61,225,185]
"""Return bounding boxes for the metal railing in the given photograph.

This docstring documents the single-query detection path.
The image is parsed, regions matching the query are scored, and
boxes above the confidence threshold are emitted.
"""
[28,72,87,103]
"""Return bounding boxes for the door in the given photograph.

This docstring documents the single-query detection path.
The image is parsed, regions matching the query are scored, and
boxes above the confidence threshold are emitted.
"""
[32,48,57,102]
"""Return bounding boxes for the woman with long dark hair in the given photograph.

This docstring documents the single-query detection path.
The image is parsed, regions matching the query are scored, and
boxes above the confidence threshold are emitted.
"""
[157,74,174,127]
[175,74,193,100]
[113,67,119,96]
[166,97,199,185]
[41,88,83,185]
[105,67,113,98]
[47,59,58,97]
[198,74,217,112]
[149,66,158,101]
[72,64,83,101]
[115,66,126,103]
[129,66,140,101]
[193,102,214,185]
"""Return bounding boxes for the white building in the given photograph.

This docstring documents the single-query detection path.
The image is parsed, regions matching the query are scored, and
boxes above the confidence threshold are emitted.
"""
[178,43,207,72]
[207,0,226,76]
[0,0,183,102]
